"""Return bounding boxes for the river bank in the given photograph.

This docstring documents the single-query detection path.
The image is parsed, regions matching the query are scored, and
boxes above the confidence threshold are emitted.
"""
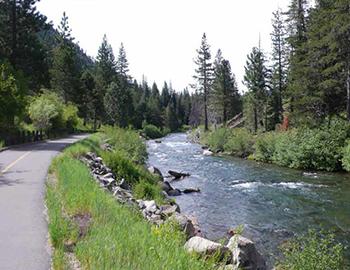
[147,133,350,268]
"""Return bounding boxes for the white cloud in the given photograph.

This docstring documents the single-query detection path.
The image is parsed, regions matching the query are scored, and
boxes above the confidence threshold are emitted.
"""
[37,0,290,92]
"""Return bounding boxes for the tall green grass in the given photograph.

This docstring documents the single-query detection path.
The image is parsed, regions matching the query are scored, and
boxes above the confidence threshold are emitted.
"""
[47,153,212,269]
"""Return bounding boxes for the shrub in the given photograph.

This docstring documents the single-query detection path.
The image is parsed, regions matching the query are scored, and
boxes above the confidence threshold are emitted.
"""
[102,151,157,186]
[143,124,164,139]
[205,128,229,152]
[224,128,254,158]
[342,140,350,172]
[102,126,147,164]
[0,140,4,149]
[133,181,164,204]
[28,91,61,130]
[254,132,279,162]
[277,230,344,270]
[273,121,349,171]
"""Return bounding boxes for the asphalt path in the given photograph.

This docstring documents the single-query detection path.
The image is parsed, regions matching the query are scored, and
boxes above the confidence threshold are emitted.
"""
[0,135,88,270]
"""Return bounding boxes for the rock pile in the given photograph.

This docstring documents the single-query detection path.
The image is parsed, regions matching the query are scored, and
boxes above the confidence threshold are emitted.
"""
[184,235,266,270]
[81,152,199,237]
[82,152,266,270]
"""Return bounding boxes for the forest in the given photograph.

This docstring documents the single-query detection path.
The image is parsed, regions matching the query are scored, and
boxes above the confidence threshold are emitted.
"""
[1,0,350,171]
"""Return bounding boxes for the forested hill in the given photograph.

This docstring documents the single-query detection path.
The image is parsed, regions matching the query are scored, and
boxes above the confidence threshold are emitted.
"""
[1,0,350,150]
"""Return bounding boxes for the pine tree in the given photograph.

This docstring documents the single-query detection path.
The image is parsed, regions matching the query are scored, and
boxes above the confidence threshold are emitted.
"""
[212,49,241,124]
[94,34,117,123]
[285,0,309,120]
[194,33,213,131]
[270,8,289,124]
[0,0,49,91]
[243,47,269,132]
[161,81,171,109]
[116,42,129,78]
[50,12,81,103]
[104,81,130,127]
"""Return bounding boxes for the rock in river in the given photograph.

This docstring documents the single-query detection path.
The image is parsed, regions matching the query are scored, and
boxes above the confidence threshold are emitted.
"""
[184,236,231,261]
[203,149,213,156]
[227,235,266,270]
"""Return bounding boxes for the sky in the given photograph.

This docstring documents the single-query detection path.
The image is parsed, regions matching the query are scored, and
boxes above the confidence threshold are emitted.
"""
[36,0,291,92]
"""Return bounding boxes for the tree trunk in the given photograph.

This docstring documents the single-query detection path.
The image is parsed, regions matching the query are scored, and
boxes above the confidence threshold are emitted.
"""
[347,66,350,121]
[10,0,17,67]
[254,106,258,133]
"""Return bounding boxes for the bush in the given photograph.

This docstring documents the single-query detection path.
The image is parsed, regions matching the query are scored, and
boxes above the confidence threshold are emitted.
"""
[102,126,147,164]
[224,128,254,158]
[273,121,349,171]
[133,181,164,204]
[204,128,229,152]
[254,132,279,162]
[143,124,164,139]
[0,140,4,149]
[342,140,350,172]
[277,230,344,270]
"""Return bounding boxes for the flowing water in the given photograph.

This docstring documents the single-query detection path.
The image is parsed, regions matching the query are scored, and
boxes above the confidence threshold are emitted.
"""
[147,133,350,267]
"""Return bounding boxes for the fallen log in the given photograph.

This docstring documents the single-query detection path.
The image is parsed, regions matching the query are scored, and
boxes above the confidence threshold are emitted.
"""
[168,170,190,180]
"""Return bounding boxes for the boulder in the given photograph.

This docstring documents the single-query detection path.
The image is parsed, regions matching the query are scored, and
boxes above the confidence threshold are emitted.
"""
[184,236,231,261]
[227,235,266,270]
[119,178,130,190]
[144,200,158,213]
[170,213,196,239]
[160,204,180,216]
[159,181,174,193]
[203,150,214,156]
[167,188,182,196]
[155,140,162,144]
[148,166,163,178]
[183,188,200,194]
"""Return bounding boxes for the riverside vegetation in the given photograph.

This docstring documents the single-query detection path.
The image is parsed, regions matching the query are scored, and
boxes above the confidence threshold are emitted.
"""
[197,118,350,173]
[46,127,214,270]
[47,127,345,269]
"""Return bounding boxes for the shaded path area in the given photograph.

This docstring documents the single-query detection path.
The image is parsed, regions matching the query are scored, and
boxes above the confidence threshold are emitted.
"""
[0,135,87,270]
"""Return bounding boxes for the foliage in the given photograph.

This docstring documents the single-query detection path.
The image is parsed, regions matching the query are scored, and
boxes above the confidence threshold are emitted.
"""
[28,91,81,131]
[224,128,255,158]
[203,128,229,152]
[143,124,164,139]
[341,140,350,172]
[133,181,164,205]
[28,91,61,130]
[193,33,214,131]
[0,63,26,129]
[277,230,344,270]
[211,49,241,124]
[102,126,147,164]
[254,132,279,162]
[47,134,213,270]
[104,80,131,127]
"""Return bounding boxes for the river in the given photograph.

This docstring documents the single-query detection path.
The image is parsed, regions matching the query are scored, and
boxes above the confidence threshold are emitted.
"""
[146,133,350,267]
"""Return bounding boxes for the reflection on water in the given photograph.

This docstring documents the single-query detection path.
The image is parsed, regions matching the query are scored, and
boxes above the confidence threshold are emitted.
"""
[147,133,350,267]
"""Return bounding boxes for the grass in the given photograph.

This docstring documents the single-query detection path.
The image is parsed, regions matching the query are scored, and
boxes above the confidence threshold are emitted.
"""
[46,130,214,270]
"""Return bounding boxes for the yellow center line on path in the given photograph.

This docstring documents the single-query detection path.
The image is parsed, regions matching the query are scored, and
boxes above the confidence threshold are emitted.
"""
[0,151,32,175]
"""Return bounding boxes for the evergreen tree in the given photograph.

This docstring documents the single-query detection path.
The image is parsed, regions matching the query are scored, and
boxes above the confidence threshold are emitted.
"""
[243,47,269,132]
[212,49,241,124]
[285,0,309,119]
[270,8,289,124]
[116,42,129,78]
[161,81,171,109]
[50,12,81,104]
[104,81,130,127]
[194,33,213,131]
[164,101,179,132]
[94,34,117,123]
[0,0,49,91]
[80,70,99,129]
